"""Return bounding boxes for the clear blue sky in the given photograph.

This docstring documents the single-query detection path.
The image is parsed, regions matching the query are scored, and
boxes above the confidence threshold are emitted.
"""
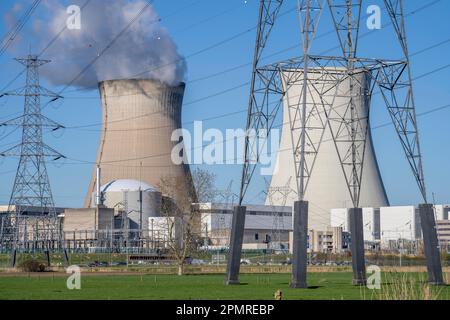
[0,0,449,208]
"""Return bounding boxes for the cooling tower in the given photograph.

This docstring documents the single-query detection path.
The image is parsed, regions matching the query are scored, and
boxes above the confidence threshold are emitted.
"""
[267,69,389,231]
[84,79,195,208]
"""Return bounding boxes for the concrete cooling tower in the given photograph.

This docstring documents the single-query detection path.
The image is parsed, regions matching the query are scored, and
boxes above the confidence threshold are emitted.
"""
[84,79,195,208]
[267,69,389,231]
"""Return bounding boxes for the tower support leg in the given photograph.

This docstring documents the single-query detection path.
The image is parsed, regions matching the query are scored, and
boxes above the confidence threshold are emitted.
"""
[349,208,366,285]
[45,250,51,267]
[290,201,308,288]
[225,206,246,285]
[419,203,445,285]
[63,248,70,266]
[10,249,16,267]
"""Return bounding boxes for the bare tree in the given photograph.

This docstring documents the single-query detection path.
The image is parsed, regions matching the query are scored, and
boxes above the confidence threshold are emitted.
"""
[157,168,217,275]
[157,175,195,276]
[191,167,217,203]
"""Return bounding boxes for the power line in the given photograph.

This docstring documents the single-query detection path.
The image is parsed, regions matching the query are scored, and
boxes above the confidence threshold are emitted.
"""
[128,4,299,79]
[3,0,440,127]
[0,0,94,109]
[5,45,450,169]
[62,0,241,96]
[1,1,448,168]
[57,86,450,168]
[0,0,42,57]
[60,34,450,133]
[59,2,154,93]
[1,0,157,129]
[54,0,447,133]
[40,0,258,107]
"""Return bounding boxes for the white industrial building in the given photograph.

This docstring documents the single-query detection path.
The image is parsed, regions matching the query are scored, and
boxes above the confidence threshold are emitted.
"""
[330,205,450,251]
[434,204,450,220]
[267,68,389,231]
[195,203,292,250]
[379,206,420,242]
[330,207,380,243]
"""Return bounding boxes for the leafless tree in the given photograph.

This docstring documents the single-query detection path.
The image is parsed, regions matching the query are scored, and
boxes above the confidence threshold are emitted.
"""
[191,167,217,203]
[157,168,217,275]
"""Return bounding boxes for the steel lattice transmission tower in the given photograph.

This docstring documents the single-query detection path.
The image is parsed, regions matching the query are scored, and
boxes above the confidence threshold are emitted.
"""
[215,181,238,246]
[264,177,294,251]
[0,55,64,259]
[226,0,434,287]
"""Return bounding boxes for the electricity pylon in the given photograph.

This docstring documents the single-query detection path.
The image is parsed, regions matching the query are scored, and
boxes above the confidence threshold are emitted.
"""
[264,177,294,251]
[0,55,64,266]
[216,181,238,246]
[227,0,431,287]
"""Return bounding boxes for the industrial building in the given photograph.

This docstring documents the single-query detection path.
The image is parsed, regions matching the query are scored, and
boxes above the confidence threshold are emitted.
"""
[195,203,292,250]
[84,79,196,208]
[62,208,114,240]
[267,68,389,231]
[4,194,449,254]
[331,206,417,247]
[330,205,450,252]
[330,207,381,243]
[307,227,348,254]
[436,220,450,252]
[91,179,162,231]
[61,179,165,251]
[0,74,443,256]
[435,205,450,220]
[0,206,66,252]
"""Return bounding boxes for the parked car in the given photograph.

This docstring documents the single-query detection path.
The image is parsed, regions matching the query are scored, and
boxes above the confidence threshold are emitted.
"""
[190,259,206,265]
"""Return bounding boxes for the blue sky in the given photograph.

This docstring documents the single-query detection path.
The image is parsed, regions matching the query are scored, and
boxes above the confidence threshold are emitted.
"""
[0,0,449,208]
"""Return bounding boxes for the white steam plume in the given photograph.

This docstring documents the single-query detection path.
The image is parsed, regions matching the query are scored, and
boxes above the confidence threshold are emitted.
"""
[21,0,187,89]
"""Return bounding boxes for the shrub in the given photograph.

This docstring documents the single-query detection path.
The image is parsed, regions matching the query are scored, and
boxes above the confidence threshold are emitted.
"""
[18,259,47,272]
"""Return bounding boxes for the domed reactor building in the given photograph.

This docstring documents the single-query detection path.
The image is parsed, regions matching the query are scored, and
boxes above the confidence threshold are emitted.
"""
[267,69,389,231]
[84,79,195,209]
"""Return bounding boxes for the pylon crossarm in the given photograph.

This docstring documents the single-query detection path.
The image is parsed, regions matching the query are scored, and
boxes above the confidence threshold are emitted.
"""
[0,143,65,159]
[0,113,64,129]
[0,85,62,99]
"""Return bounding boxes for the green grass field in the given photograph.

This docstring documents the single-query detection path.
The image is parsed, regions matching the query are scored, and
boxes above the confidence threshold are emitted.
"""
[0,272,448,300]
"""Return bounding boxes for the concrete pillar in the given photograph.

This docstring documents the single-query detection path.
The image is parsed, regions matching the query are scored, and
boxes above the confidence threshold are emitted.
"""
[44,250,51,267]
[349,208,366,285]
[290,201,308,289]
[419,204,445,285]
[10,249,16,267]
[225,206,246,285]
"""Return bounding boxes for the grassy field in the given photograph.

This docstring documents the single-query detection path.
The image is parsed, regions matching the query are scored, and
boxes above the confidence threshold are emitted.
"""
[0,272,448,300]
